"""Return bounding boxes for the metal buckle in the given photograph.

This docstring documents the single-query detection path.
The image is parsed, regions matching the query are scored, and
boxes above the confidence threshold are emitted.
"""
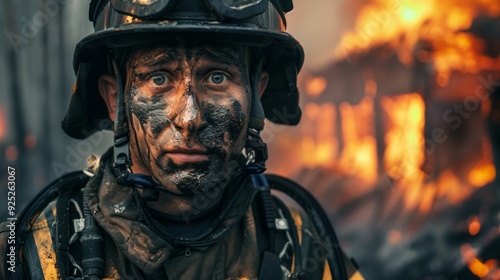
[275,218,289,230]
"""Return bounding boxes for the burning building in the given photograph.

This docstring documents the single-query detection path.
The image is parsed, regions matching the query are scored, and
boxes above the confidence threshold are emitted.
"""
[265,1,500,279]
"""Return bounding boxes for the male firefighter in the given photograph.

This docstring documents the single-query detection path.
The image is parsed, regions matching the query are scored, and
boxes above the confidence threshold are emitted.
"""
[0,1,364,279]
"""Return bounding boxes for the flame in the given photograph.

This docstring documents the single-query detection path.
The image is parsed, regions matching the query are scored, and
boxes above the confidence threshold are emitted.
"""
[298,90,379,184]
[292,90,494,214]
[289,61,495,218]
[469,138,496,187]
[381,93,425,182]
[435,170,471,206]
[335,0,500,81]
[338,95,378,184]
[301,102,338,168]
[469,216,481,236]
[460,244,495,278]
[380,93,428,211]
[460,241,499,278]
[469,258,490,278]
[418,186,436,214]
[469,163,496,187]
[306,76,327,97]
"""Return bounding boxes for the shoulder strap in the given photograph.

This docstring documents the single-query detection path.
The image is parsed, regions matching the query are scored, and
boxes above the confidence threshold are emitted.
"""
[251,174,285,280]
[56,182,85,279]
[264,174,349,280]
[271,196,303,274]
[6,171,90,280]
[253,173,319,280]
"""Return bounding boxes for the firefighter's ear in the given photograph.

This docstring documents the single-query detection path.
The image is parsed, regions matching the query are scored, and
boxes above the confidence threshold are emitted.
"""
[258,72,269,98]
[98,74,118,121]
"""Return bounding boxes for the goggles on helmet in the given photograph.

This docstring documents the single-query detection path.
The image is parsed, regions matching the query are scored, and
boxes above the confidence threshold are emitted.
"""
[110,0,269,20]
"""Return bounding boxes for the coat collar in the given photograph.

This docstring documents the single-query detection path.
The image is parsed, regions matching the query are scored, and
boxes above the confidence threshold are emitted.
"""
[84,149,258,275]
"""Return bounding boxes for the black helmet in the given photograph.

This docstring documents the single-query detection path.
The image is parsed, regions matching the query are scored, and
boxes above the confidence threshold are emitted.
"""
[62,0,304,139]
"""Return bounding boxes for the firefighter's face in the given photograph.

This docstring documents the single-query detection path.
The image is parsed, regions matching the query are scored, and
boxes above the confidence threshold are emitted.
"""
[105,42,255,194]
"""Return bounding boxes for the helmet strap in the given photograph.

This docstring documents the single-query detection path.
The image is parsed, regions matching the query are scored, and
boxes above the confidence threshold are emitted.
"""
[110,58,132,181]
[109,57,163,201]
[244,57,268,173]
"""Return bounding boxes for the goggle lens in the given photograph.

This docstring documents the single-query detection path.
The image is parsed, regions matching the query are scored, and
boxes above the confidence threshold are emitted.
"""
[110,0,269,20]
[110,0,175,18]
[210,0,268,19]
[221,0,264,8]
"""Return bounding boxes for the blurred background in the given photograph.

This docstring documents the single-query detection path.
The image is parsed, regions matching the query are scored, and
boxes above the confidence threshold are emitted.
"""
[2,0,500,279]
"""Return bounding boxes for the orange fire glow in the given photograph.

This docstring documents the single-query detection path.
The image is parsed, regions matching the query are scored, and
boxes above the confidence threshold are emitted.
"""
[295,86,495,213]
[469,216,481,236]
[298,90,379,185]
[469,258,490,278]
[381,93,425,182]
[335,0,500,84]
[459,244,499,279]
[435,170,471,206]
[466,257,498,279]
[281,1,500,230]
[469,163,496,187]
[305,1,500,213]
[306,76,327,97]
[338,94,378,184]
[0,105,6,141]
[380,93,429,211]
[301,102,338,168]
[469,139,496,187]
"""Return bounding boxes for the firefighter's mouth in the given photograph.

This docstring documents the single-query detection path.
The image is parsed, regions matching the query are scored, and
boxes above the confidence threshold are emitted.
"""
[165,148,210,164]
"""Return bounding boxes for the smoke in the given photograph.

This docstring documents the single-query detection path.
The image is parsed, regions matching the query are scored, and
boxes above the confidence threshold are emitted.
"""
[286,0,370,71]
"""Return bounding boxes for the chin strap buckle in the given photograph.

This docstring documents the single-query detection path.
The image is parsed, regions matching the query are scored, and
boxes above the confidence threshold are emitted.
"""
[113,134,131,180]
[244,128,268,174]
[110,57,133,182]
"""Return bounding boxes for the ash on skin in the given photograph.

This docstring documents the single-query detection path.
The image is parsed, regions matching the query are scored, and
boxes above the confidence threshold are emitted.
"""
[98,40,269,217]
[123,41,251,196]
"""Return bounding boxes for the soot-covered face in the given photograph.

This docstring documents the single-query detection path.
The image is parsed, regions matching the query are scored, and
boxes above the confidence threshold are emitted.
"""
[123,42,251,195]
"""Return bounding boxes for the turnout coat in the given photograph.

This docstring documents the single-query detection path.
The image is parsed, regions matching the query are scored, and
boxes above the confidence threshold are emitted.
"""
[0,151,362,280]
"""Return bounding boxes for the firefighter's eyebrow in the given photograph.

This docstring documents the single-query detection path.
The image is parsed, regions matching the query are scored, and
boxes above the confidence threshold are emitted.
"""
[133,49,182,69]
[192,47,243,70]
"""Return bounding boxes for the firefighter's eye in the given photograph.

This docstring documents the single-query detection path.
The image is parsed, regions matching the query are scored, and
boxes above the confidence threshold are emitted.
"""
[147,73,169,86]
[208,72,228,84]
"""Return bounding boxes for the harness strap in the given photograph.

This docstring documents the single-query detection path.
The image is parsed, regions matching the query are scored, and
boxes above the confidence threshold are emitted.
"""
[5,171,90,280]
[272,196,303,275]
[55,184,75,279]
[266,174,349,280]
[23,204,60,279]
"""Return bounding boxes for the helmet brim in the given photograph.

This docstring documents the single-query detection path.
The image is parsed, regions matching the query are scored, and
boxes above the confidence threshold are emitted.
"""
[74,23,303,71]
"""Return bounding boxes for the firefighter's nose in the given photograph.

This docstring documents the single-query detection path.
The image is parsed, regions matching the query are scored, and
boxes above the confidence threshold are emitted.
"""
[173,93,207,133]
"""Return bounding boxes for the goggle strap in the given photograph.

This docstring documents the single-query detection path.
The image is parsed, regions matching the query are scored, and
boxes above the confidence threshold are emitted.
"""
[249,57,266,132]
[268,0,288,26]
[89,0,108,23]
[111,59,128,138]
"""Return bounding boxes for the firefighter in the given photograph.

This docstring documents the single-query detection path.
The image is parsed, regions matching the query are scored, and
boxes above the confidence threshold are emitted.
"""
[0,1,364,279]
